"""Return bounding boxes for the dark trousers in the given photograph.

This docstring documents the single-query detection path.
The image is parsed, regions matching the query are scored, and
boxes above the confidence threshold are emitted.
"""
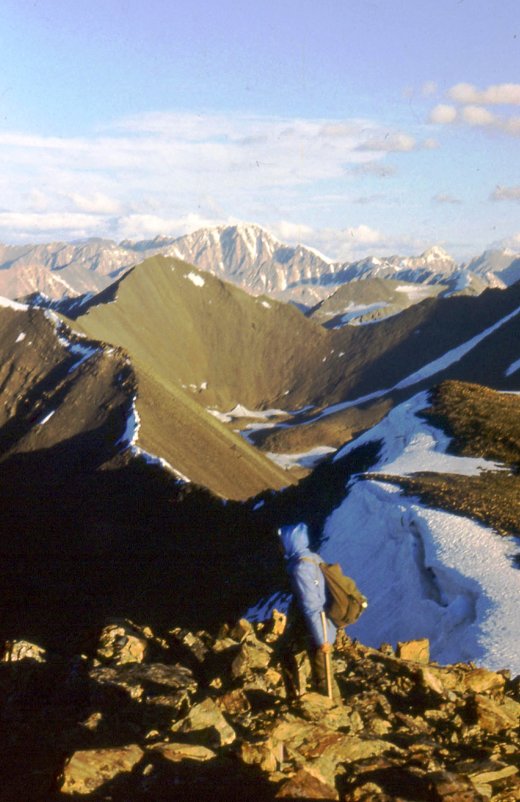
[277,605,338,699]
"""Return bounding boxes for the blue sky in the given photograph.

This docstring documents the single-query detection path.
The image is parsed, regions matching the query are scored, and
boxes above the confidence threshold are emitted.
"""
[0,0,518,260]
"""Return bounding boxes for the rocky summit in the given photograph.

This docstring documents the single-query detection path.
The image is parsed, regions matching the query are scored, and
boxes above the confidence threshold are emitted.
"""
[2,615,519,802]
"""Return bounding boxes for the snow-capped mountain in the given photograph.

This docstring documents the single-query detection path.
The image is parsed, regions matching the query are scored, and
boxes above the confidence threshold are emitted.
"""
[465,248,520,284]
[0,224,515,307]
[163,223,337,296]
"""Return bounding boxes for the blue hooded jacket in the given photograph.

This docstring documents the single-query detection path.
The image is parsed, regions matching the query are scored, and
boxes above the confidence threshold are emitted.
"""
[278,523,336,647]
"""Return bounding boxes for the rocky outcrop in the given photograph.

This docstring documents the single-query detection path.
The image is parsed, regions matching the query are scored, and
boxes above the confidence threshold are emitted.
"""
[0,617,518,801]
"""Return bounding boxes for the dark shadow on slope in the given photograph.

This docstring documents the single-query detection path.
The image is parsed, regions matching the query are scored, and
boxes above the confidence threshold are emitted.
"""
[0,415,380,655]
[0,656,281,802]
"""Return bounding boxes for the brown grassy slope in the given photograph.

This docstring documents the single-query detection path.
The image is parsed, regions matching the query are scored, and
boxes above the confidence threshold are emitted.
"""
[70,256,331,411]
[67,261,295,498]
[379,380,520,536]
[423,380,520,466]
[135,367,294,499]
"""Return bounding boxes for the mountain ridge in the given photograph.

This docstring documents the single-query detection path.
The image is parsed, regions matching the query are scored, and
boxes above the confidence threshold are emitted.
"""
[0,223,517,312]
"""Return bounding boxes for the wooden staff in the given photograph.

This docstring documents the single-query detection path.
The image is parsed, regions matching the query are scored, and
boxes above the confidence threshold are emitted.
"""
[320,611,333,700]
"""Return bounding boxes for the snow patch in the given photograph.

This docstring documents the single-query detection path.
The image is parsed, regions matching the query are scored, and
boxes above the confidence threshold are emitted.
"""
[0,296,28,311]
[15,332,26,343]
[266,445,336,470]
[66,343,99,374]
[186,272,205,287]
[335,392,502,476]
[395,285,434,301]
[505,357,520,377]
[117,396,141,447]
[208,405,287,423]
[335,302,389,327]
[322,480,520,674]
[37,410,56,426]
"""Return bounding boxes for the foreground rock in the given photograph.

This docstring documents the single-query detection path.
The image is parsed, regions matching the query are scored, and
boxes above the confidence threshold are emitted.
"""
[0,619,518,801]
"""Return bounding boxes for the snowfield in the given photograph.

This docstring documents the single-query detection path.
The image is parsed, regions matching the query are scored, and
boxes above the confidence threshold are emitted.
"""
[248,391,520,676]
[324,392,520,674]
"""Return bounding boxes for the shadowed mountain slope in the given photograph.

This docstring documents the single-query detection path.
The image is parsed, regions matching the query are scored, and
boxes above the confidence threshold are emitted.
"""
[0,304,132,466]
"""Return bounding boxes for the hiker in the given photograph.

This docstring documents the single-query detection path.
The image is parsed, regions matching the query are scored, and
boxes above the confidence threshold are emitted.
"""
[277,522,340,700]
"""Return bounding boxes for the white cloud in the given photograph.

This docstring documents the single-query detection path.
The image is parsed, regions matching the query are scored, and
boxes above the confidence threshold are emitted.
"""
[67,192,122,214]
[345,224,382,243]
[347,163,397,178]
[357,132,416,152]
[490,185,520,202]
[433,193,462,205]
[429,104,457,125]
[0,212,109,242]
[429,83,520,137]
[270,220,315,243]
[461,105,496,127]
[448,82,520,106]
[0,111,424,244]
[115,213,228,241]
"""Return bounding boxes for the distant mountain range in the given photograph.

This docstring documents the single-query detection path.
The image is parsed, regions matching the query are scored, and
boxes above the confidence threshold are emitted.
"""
[1,224,518,318]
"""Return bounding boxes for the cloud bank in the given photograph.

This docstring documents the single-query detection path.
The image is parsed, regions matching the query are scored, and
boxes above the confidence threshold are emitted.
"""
[428,82,520,137]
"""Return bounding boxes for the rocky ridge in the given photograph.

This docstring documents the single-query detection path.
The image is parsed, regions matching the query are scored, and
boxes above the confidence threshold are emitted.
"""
[2,616,519,801]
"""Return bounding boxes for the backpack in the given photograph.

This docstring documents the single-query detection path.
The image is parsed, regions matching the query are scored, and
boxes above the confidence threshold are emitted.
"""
[319,562,368,628]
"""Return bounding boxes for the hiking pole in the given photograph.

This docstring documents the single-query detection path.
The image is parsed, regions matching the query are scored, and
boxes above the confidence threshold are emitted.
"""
[320,611,333,700]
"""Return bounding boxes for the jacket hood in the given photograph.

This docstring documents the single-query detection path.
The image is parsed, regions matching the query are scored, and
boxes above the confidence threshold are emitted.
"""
[278,523,311,561]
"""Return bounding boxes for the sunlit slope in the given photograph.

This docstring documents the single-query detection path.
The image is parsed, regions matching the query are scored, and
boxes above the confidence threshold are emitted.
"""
[72,255,338,411]
[135,367,293,499]
[73,257,520,412]
[71,257,520,474]
[70,257,298,497]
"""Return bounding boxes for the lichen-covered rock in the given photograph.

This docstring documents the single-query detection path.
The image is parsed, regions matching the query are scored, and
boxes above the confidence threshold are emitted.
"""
[147,741,216,763]
[471,693,520,733]
[215,687,251,715]
[60,744,144,795]
[275,767,339,799]
[462,667,506,695]
[168,627,210,664]
[171,697,236,747]
[1,640,47,663]
[397,638,430,663]
[231,637,273,678]
[96,620,150,664]
[229,618,254,642]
